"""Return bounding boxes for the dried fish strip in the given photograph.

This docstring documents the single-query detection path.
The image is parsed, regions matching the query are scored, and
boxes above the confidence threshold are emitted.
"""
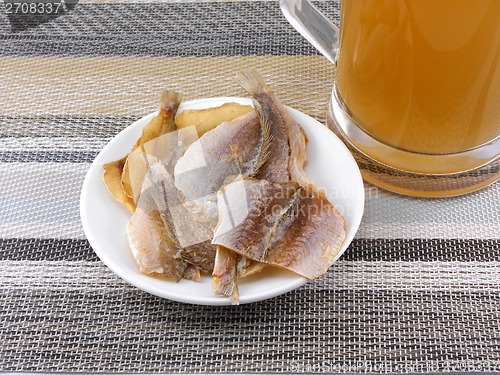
[129,137,215,276]
[209,69,313,301]
[174,110,261,229]
[122,91,182,199]
[124,92,216,281]
[213,178,345,279]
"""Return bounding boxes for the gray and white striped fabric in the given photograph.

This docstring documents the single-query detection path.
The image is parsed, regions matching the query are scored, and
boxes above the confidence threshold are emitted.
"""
[1,0,499,372]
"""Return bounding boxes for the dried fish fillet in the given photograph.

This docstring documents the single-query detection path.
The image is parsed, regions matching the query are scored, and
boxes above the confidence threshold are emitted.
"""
[176,70,315,301]
[122,95,219,280]
[127,208,205,281]
[126,208,186,281]
[174,110,261,229]
[103,156,136,213]
[236,68,311,186]
[122,91,182,199]
[111,78,345,302]
[175,102,254,137]
[212,178,345,279]
[209,69,313,300]
[134,151,214,272]
[174,109,268,301]
[177,241,216,275]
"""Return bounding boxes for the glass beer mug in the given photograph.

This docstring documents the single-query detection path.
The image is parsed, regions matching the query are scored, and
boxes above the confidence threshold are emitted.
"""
[281,0,500,197]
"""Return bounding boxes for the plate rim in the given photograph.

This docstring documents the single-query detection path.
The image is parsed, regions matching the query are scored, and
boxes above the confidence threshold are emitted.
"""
[80,96,364,305]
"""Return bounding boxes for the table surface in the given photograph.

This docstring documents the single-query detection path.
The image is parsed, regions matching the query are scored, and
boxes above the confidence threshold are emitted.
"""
[1,0,499,373]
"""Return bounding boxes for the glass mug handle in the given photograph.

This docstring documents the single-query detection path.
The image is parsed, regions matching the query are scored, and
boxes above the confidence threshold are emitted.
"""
[279,0,340,63]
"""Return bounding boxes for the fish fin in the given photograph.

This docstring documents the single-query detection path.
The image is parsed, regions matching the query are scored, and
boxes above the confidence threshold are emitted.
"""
[230,284,240,305]
[214,280,240,305]
[236,68,268,95]
[159,91,182,118]
[250,101,273,177]
[213,246,240,305]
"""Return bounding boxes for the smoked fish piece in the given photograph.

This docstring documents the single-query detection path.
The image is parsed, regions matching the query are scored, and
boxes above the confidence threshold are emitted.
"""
[212,178,345,279]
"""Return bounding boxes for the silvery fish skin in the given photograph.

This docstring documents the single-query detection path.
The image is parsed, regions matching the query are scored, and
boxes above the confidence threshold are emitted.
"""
[127,208,206,281]
[125,91,217,281]
[174,110,261,229]
[137,154,215,274]
[212,178,346,279]
[174,110,268,302]
[210,69,313,301]
[236,68,311,187]
[126,208,186,281]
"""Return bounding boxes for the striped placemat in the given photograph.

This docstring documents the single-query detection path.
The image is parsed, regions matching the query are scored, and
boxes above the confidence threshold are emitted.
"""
[1,0,499,372]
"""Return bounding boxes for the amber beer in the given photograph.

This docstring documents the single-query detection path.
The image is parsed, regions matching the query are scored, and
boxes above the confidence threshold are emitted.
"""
[281,0,499,196]
[335,0,500,156]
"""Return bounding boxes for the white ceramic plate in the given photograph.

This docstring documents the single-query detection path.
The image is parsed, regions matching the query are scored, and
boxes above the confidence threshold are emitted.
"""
[80,97,364,305]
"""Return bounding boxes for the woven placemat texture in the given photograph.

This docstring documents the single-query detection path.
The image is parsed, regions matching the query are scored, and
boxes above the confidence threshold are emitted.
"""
[1,0,499,372]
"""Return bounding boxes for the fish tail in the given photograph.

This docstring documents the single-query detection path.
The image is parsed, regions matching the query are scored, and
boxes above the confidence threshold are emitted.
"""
[212,246,240,305]
[214,280,240,305]
[236,68,268,95]
[159,90,182,114]
[229,283,239,305]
